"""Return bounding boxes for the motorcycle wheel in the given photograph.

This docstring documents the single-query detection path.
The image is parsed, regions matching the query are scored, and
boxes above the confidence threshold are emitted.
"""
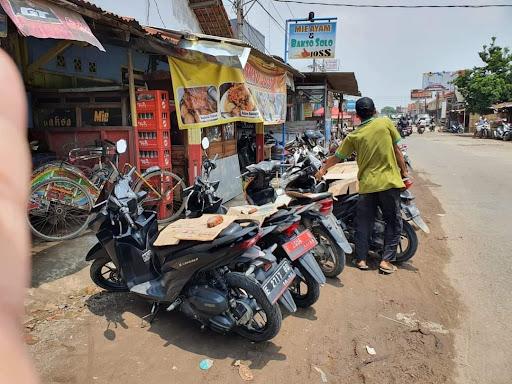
[394,221,419,264]
[504,133,511,142]
[289,264,320,308]
[309,226,345,278]
[225,273,282,342]
[90,257,129,292]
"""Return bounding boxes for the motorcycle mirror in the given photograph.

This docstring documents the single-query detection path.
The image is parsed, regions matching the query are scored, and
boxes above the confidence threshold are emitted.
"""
[201,137,210,150]
[116,139,127,154]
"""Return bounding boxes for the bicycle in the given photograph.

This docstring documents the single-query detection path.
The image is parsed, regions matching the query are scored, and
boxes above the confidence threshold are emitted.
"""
[28,140,186,241]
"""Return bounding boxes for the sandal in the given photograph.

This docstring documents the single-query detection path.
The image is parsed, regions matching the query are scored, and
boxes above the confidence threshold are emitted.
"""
[379,264,397,274]
[352,259,369,270]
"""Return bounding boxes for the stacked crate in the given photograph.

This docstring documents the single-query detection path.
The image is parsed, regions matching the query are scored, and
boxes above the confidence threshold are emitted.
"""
[135,90,173,220]
[135,90,171,171]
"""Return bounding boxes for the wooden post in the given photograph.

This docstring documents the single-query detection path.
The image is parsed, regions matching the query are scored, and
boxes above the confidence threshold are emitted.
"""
[127,47,138,166]
[127,48,138,128]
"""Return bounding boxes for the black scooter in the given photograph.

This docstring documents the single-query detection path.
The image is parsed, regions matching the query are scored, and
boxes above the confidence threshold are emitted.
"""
[86,139,293,342]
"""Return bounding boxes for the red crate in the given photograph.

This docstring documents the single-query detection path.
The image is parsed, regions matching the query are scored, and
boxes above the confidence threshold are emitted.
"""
[136,111,170,131]
[136,90,169,113]
[138,149,171,168]
[138,130,170,150]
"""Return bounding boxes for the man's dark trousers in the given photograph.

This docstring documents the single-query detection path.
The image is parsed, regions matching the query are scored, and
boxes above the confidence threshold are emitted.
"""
[354,188,403,262]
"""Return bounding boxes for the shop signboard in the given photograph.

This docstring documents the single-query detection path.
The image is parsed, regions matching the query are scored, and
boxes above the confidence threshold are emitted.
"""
[411,89,432,99]
[288,21,336,60]
[0,0,104,51]
[303,103,313,118]
[169,55,286,129]
[345,99,356,112]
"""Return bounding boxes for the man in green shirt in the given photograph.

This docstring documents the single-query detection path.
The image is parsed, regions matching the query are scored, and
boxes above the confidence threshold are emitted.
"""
[317,97,408,274]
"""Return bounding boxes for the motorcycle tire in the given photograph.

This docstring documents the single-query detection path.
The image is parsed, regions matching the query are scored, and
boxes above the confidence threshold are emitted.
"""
[504,133,511,142]
[289,264,320,308]
[394,221,419,264]
[90,257,129,292]
[309,226,345,278]
[225,272,282,342]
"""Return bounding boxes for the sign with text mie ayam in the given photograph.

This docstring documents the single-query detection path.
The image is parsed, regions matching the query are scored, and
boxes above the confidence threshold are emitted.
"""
[288,21,336,60]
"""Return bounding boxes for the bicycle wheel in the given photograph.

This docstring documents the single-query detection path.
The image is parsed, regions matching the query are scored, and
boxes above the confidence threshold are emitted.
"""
[28,177,93,241]
[133,170,187,224]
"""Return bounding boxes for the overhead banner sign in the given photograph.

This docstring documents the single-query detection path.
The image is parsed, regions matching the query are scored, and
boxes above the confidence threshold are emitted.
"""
[411,89,432,99]
[422,71,461,91]
[288,21,336,60]
[244,56,286,125]
[169,53,287,129]
[0,0,104,51]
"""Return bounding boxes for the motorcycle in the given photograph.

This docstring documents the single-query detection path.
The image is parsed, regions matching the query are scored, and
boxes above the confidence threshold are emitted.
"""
[185,138,325,310]
[243,153,352,278]
[86,139,292,342]
[281,149,428,264]
[332,187,428,264]
[475,122,491,138]
[417,126,425,134]
[449,123,464,134]
[429,122,436,132]
[493,121,511,140]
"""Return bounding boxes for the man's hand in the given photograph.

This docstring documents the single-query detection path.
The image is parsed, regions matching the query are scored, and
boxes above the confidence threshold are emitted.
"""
[315,167,326,180]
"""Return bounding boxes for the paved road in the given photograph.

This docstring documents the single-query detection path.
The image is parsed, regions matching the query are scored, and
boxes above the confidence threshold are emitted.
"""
[407,133,512,384]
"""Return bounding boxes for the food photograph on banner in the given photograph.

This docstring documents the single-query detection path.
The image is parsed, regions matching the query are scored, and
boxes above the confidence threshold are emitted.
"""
[178,86,218,124]
[288,20,337,60]
[219,82,258,119]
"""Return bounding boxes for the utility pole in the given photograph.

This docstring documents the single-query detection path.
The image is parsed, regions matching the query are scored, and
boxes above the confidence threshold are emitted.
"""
[236,0,243,39]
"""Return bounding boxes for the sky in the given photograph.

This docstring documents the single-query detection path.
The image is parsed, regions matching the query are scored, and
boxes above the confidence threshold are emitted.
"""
[91,0,512,110]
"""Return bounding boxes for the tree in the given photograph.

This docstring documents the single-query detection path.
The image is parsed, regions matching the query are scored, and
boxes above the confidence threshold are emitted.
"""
[453,37,512,114]
[381,106,396,116]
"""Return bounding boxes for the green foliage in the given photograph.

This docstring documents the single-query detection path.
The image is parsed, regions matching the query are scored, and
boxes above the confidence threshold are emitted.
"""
[381,106,396,116]
[454,37,512,114]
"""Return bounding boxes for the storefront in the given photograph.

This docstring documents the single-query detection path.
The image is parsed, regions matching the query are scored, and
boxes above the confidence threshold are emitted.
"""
[287,72,360,145]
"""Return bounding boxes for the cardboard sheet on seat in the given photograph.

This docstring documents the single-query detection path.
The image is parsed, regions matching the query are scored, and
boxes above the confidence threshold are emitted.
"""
[154,214,238,246]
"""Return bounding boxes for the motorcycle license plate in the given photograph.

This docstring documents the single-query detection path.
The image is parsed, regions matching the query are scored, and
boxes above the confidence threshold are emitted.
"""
[261,260,296,304]
[282,229,318,261]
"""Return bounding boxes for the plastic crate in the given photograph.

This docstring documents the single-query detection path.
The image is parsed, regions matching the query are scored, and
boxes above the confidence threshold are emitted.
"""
[138,149,171,168]
[136,90,169,113]
[136,111,170,131]
[138,130,170,150]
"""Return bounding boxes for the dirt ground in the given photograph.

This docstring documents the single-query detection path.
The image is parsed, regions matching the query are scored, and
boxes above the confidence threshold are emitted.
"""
[25,175,460,384]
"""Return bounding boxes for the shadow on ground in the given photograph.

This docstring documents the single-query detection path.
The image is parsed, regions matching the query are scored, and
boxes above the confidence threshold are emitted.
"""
[31,234,96,287]
[85,291,287,370]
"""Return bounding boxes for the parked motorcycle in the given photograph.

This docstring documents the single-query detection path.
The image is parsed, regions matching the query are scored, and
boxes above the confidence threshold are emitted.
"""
[474,122,491,138]
[449,123,464,134]
[417,126,425,134]
[243,154,352,278]
[86,139,292,342]
[185,138,325,310]
[493,121,511,140]
[429,122,436,132]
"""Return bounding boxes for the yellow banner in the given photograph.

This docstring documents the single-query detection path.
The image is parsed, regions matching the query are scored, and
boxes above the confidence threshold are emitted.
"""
[169,56,263,129]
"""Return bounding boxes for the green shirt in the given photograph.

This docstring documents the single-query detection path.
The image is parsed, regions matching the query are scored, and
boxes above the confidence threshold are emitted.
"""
[335,117,404,194]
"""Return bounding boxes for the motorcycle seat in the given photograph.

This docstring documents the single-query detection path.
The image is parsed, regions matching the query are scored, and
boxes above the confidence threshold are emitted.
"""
[246,160,281,173]
[287,190,332,202]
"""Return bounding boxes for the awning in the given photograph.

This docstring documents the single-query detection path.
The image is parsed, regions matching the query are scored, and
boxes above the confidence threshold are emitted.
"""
[0,0,104,51]
[493,101,512,110]
[313,106,354,119]
[302,72,360,96]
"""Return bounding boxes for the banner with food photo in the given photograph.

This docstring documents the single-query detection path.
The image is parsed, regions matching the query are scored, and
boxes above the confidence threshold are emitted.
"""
[168,56,263,129]
[243,56,287,125]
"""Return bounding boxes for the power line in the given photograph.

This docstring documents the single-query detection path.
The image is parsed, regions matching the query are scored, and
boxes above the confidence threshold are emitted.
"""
[268,0,286,24]
[152,0,167,28]
[273,0,512,8]
[285,2,296,18]
[255,0,286,31]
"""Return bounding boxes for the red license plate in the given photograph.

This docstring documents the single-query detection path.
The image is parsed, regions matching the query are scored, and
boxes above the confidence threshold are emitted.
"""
[282,229,318,261]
